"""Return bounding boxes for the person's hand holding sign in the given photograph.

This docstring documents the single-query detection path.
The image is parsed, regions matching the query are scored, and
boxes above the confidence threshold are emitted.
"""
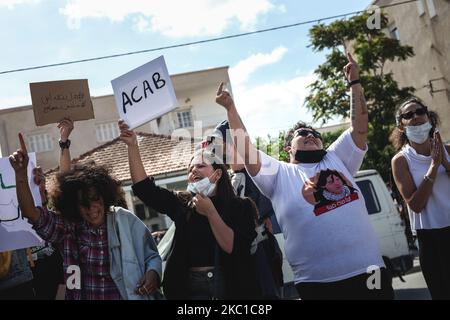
[57,118,74,143]
[118,119,138,147]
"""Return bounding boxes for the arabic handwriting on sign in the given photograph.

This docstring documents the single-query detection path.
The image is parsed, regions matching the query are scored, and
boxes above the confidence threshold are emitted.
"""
[40,91,86,106]
[43,101,86,113]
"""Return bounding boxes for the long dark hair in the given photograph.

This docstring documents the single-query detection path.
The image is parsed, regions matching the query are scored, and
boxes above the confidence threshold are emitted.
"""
[390,96,440,151]
[49,162,126,222]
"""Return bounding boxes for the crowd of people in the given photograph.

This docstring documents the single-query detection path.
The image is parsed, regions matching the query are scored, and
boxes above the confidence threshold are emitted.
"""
[1,53,449,300]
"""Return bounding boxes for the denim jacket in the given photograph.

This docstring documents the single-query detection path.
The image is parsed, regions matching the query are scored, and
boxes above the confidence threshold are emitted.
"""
[107,207,163,300]
[0,249,33,291]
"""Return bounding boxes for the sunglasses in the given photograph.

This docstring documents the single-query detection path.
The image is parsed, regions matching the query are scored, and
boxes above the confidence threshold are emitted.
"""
[399,107,428,120]
[294,129,322,139]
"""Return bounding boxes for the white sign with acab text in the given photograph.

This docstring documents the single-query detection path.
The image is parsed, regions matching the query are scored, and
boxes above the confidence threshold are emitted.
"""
[111,56,178,130]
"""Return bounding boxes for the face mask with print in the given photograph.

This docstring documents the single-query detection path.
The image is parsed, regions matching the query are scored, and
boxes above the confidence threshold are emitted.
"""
[405,121,433,144]
[186,172,218,197]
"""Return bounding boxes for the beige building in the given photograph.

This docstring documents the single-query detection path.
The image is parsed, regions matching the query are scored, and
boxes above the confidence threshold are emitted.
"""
[0,66,230,170]
[372,0,450,141]
[316,120,351,135]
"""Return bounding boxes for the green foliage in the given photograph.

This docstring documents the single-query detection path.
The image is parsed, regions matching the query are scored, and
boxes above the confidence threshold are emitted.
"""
[304,11,415,180]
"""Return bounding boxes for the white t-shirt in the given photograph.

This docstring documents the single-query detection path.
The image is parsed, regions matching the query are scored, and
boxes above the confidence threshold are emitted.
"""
[250,129,384,283]
[402,144,450,230]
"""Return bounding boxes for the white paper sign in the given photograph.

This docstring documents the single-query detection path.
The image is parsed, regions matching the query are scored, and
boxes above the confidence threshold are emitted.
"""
[0,153,44,252]
[111,56,178,130]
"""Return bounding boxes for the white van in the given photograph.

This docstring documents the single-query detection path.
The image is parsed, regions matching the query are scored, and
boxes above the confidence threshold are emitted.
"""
[277,169,414,298]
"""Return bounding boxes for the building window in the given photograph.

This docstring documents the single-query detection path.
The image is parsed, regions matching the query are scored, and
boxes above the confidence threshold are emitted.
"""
[176,110,193,128]
[27,133,53,153]
[389,25,400,40]
[96,122,120,142]
[416,0,425,16]
[426,0,437,18]
[135,203,146,220]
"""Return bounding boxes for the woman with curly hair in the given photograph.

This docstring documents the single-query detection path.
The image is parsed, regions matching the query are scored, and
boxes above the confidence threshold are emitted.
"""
[390,97,450,299]
[9,134,162,300]
[119,120,260,300]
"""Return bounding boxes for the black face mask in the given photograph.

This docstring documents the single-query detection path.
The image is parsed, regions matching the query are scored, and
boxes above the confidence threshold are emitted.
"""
[294,149,327,163]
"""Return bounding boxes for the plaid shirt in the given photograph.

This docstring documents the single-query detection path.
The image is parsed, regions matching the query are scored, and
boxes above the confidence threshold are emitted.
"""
[33,207,121,300]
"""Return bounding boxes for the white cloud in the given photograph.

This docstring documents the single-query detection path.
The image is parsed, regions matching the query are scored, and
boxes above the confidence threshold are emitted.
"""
[0,0,41,9]
[227,47,316,138]
[134,15,151,33]
[59,0,279,38]
[0,95,31,110]
[233,74,317,138]
[229,46,287,86]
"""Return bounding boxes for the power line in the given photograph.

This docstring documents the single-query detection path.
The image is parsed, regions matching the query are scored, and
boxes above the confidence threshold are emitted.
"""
[0,0,418,75]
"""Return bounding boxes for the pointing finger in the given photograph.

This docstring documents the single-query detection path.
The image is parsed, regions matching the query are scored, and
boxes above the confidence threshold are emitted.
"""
[18,133,27,153]
[217,82,224,95]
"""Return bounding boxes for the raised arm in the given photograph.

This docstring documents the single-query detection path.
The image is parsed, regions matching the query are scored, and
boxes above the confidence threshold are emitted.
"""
[119,120,183,222]
[58,118,74,173]
[344,52,368,150]
[215,83,261,177]
[118,120,147,184]
[9,133,40,222]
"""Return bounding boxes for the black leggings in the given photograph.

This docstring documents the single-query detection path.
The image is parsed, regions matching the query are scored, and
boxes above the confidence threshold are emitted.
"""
[295,268,394,300]
[417,226,450,300]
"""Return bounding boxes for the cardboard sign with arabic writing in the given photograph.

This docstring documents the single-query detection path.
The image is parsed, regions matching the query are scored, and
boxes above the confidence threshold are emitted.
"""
[30,79,94,126]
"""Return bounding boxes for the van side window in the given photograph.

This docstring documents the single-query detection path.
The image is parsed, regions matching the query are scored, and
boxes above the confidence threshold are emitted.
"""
[356,180,381,214]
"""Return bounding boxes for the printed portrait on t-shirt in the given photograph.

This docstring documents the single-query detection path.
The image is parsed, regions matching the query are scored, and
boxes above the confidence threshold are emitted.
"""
[302,169,359,216]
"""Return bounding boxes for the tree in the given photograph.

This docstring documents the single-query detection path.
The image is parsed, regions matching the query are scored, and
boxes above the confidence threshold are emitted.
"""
[305,12,415,180]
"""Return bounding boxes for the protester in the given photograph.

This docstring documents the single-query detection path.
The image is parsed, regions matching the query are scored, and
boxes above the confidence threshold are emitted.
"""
[215,52,393,300]
[390,97,450,299]
[9,132,162,300]
[119,120,260,300]
[203,120,283,299]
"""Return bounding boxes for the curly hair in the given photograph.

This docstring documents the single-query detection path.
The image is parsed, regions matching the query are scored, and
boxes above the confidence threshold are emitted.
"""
[49,163,126,222]
[389,96,440,151]
[284,121,315,147]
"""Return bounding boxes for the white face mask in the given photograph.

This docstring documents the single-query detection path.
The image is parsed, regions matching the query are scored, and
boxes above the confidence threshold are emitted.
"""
[405,122,432,144]
[186,171,218,197]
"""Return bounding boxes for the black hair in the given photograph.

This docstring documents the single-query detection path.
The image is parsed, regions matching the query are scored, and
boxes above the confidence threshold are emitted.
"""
[284,121,316,147]
[50,163,126,222]
[390,96,440,151]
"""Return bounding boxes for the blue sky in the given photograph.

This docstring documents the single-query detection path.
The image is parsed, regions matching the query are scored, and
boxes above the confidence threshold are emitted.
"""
[0,0,370,138]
